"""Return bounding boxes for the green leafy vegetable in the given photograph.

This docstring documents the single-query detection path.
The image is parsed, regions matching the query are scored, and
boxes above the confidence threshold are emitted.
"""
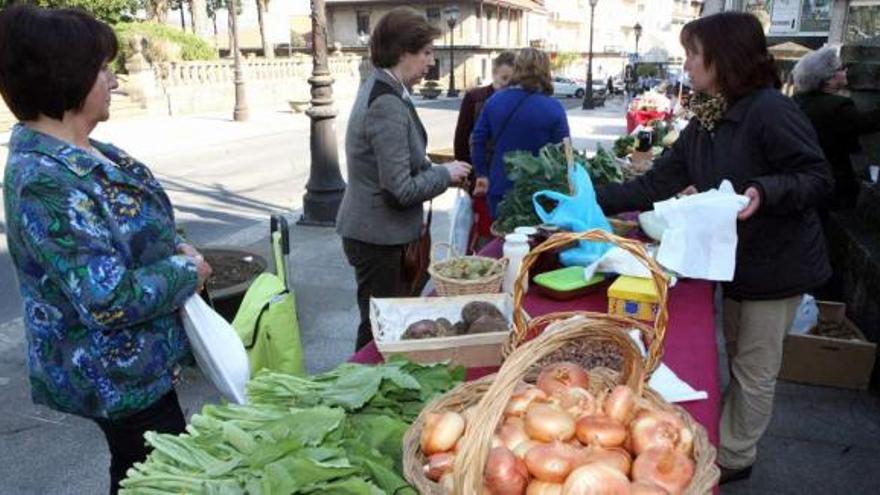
[121,360,463,494]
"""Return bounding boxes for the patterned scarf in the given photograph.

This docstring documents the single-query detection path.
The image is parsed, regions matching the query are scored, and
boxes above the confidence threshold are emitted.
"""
[687,92,729,132]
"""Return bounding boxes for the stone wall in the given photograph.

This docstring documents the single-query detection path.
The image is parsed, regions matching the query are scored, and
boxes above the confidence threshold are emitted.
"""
[124,50,367,117]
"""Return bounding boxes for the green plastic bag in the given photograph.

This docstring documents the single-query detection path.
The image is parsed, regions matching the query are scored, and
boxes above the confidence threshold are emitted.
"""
[232,215,305,376]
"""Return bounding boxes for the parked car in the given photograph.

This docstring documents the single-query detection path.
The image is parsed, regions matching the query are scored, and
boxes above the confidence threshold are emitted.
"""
[552,76,607,99]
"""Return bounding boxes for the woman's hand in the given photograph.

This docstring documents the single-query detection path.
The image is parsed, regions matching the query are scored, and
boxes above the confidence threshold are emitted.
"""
[738,186,762,220]
[443,161,472,185]
[177,243,202,260]
[178,243,212,290]
[473,177,489,197]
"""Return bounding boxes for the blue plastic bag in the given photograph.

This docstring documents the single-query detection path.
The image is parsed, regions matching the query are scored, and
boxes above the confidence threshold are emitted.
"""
[533,164,612,266]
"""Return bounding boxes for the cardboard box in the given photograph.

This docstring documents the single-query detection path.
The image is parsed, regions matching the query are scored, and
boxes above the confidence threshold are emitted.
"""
[370,294,514,368]
[779,301,877,390]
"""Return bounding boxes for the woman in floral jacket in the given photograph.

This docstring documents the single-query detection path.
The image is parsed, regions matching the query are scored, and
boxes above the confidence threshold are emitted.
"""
[0,6,211,493]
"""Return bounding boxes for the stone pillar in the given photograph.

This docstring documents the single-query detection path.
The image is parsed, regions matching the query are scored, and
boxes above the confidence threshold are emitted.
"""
[828,0,850,45]
[123,36,160,112]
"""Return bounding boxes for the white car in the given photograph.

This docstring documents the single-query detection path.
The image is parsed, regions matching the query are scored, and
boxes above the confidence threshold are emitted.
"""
[552,76,585,98]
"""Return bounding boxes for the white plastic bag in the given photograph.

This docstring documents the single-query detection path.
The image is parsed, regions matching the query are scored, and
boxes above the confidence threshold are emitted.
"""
[789,294,819,335]
[653,180,749,281]
[182,295,250,404]
[449,189,473,255]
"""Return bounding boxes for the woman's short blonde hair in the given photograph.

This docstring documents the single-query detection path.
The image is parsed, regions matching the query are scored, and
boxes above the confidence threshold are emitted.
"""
[511,48,553,95]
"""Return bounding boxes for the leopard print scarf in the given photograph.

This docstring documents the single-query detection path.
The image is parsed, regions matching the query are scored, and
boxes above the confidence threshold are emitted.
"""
[687,92,728,132]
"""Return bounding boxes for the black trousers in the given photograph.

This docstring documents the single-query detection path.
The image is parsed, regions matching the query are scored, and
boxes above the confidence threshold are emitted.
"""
[92,390,186,495]
[342,237,404,351]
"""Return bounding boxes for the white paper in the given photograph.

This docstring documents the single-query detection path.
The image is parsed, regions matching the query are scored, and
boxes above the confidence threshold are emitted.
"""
[627,330,708,403]
[653,180,749,281]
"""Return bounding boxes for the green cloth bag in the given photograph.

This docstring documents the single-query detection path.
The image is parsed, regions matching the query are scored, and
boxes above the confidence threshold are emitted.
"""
[232,216,305,376]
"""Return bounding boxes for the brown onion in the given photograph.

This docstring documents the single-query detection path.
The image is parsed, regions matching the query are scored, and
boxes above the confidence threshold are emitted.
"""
[525,403,576,442]
[526,480,564,495]
[424,452,455,482]
[574,415,627,448]
[485,446,529,495]
[513,439,545,459]
[578,445,632,476]
[421,411,466,455]
[629,411,693,456]
[524,442,581,483]
[537,362,590,397]
[553,387,597,419]
[498,418,531,452]
[631,447,695,495]
[603,385,636,424]
[629,481,670,495]
[506,385,550,417]
[561,463,630,495]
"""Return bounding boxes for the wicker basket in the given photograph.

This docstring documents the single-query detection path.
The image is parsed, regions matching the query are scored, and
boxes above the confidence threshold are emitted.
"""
[403,230,720,494]
[428,243,507,296]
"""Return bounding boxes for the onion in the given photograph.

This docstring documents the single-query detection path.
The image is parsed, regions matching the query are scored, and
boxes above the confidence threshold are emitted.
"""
[561,463,630,495]
[424,452,455,481]
[603,385,636,424]
[525,403,576,442]
[421,411,466,455]
[506,385,550,417]
[513,439,545,459]
[574,416,627,448]
[524,442,580,483]
[498,418,531,451]
[526,480,564,495]
[631,447,695,495]
[485,446,529,495]
[553,387,597,419]
[537,362,590,397]
[629,411,693,456]
[629,481,670,495]
[578,445,632,476]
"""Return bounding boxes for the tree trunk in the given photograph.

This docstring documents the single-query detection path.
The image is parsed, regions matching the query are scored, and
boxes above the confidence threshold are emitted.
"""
[191,0,210,37]
[147,0,171,23]
[256,0,274,58]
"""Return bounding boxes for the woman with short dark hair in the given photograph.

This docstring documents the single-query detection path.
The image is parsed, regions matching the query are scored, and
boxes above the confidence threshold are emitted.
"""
[337,7,471,350]
[597,12,833,484]
[0,6,211,493]
[470,48,570,218]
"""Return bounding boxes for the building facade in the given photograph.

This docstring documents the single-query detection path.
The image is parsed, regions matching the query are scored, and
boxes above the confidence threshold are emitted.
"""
[326,0,546,90]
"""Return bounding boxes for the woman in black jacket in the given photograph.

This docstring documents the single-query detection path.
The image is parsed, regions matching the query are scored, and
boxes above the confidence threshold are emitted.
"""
[597,12,832,484]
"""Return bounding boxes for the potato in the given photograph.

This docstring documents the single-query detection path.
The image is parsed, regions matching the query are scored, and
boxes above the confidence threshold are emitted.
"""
[402,319,441,340]
[461,301,505,326]
[435,318,454,336]
[467,315,508,334]
[452,321,468,335]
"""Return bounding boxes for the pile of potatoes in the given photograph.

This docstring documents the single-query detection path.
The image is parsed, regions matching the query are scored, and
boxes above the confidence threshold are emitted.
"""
[402,301,509,340]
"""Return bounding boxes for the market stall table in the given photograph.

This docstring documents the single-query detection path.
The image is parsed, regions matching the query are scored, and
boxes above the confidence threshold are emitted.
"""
[350,240,721,448]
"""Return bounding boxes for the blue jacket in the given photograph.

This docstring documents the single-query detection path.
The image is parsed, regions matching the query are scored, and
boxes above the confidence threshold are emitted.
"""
[471,87,570,205]
[3,124,199,419]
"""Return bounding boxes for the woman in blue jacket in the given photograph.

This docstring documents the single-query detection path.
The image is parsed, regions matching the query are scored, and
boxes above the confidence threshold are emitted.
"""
[471,48,571,219]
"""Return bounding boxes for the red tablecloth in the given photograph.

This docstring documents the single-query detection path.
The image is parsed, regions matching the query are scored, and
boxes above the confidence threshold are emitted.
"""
[350,241,721,447]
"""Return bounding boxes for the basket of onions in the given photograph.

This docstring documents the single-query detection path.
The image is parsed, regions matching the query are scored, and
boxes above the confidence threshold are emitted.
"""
[402,230,720,494]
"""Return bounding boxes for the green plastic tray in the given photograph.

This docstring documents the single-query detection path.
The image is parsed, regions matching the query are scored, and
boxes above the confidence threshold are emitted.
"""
[533,267,607,300]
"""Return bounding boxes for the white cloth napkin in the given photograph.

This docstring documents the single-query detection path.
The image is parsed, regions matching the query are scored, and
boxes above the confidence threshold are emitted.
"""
[653,180,749,282]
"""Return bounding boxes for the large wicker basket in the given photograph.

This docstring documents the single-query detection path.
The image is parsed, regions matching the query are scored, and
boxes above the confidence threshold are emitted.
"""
[402,230,720,494]
[428,243,507,296]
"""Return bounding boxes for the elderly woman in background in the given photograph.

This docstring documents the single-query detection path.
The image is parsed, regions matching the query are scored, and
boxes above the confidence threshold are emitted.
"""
[793,46,880,210]
[471,48,571,219]
[0,6,211,493]
[453,51,516,249]
[337,7,471,351]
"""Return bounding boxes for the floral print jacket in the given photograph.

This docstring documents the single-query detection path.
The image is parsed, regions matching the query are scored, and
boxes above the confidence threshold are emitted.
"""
[3,124,199,419]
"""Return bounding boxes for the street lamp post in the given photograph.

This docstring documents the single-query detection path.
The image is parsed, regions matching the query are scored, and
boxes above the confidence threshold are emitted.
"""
[229,0,249,121]
[444,5,460,97]
[299,0,346,226]
[581,0,599,109]
[633,22,642,82]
